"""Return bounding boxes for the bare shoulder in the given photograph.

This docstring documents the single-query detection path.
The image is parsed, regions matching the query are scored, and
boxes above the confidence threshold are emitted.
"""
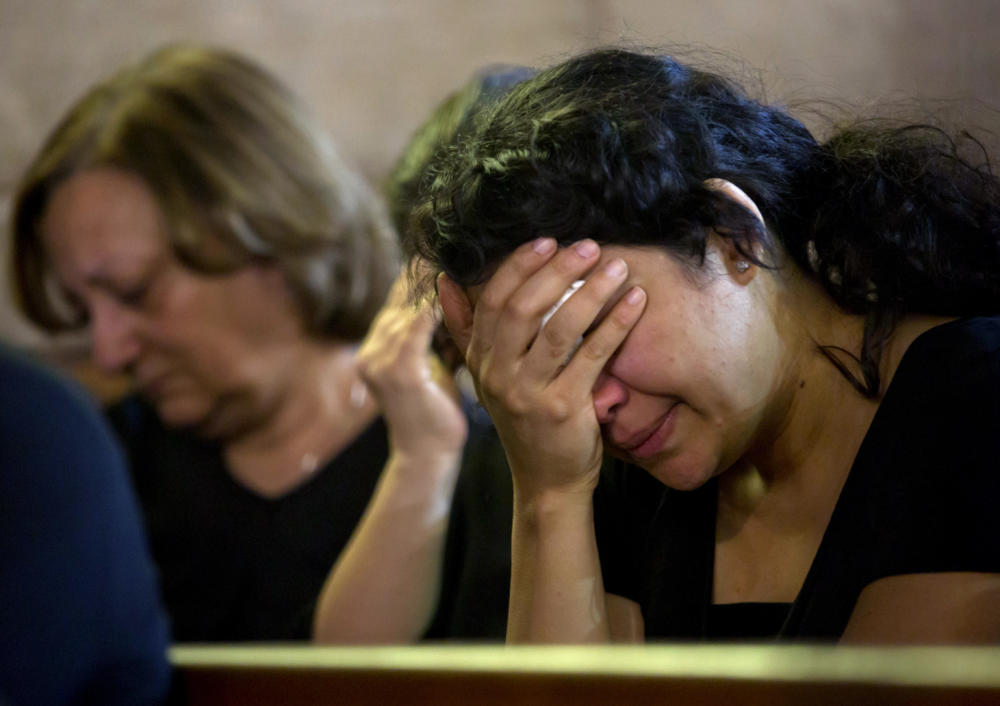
[842,572,1000,644]
[606,593,644,643]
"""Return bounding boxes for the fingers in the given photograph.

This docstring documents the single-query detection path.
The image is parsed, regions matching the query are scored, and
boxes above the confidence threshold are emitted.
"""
[475,238,602,368]
[520,256,633,380]
[357,293,437,398]
[560,285,646,387]
[443,240,645,413]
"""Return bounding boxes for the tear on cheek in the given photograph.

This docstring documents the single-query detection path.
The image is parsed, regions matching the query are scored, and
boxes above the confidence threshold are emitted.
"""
[539,280,585,362]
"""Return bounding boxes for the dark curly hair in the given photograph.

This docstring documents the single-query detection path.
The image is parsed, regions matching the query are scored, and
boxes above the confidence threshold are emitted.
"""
[385,64,535,244]
[409,48,1000,397]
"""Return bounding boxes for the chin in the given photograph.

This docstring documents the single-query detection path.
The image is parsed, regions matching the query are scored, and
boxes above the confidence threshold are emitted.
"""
[642,453,717,492]
[150,396,211,431]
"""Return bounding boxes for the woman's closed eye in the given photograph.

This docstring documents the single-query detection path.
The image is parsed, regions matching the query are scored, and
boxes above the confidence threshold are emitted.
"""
[110,266,163,309]
[117,279,152,307]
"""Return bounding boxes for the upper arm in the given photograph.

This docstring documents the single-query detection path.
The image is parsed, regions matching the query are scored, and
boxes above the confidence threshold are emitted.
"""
[841,572,1000,644]
[606,593,644,642]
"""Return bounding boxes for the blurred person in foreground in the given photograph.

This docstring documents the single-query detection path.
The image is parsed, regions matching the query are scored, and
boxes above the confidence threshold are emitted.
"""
[0,343,170,705]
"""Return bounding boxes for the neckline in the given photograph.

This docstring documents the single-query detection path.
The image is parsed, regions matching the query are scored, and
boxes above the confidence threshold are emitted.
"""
[221,416,388,504]
[710,317,976,614]
[764,316,981,614]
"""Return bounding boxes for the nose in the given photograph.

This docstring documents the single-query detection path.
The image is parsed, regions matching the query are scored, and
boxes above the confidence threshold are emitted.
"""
[592,371,629,424]
[89,296,141,374]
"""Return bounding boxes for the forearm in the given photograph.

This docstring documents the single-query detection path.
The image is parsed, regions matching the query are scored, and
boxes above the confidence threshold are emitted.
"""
[312,451,461,643]
[507,485,611,644]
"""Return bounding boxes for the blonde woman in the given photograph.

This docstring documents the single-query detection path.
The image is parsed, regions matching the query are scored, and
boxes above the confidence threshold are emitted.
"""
[11,45,504,642]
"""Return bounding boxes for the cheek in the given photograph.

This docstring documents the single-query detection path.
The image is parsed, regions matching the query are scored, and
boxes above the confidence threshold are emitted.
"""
[142,271,209,326]
[603,326,673,394]
[223,271,303,341]
[139,286,236,368]
[605,319,741,416]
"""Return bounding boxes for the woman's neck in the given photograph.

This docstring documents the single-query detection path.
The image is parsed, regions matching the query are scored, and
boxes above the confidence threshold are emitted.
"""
[713,276,955,603]
[733,273,877,521]
[222,342,378,498]
[727,266,955,526]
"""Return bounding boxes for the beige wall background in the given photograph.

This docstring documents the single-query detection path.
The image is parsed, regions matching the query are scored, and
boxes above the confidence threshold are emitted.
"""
[3,0,999,350]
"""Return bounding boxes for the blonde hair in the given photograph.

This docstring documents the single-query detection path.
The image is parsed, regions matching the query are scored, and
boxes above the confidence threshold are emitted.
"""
[12,44,399,340]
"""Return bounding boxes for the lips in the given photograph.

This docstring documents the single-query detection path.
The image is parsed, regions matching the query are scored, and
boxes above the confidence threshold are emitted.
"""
[611,403,681,460]
[136,368,171,398]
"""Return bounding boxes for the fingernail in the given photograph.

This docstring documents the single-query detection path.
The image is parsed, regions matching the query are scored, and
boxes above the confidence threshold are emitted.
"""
[532,237,556,254]
[574,240,598,258]
[604,258,626,278]
[625,286,645,305]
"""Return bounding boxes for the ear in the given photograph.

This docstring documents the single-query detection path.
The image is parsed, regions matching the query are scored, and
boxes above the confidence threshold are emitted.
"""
[436,272,474,356]
[703,178,765,281]
[703,178,765,226]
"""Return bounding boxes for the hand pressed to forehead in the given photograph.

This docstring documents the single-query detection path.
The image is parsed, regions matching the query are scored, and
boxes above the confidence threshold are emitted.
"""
[435,237,645,508]
[436,238,645,387]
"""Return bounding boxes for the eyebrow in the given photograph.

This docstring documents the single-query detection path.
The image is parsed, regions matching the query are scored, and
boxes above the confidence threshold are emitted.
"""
[87,247,168,291]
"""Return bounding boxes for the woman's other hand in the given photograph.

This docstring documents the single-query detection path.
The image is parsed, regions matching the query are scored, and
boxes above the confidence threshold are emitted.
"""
[357,267,468,466]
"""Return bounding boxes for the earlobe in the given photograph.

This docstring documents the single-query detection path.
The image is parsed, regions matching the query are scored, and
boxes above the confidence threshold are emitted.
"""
[715,238,758,282]
[436,272,474,354]
[704,178,766,281]
[716,242,758,282]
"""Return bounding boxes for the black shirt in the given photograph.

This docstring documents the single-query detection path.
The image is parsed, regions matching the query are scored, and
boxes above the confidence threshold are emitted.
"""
[109,396,512,642]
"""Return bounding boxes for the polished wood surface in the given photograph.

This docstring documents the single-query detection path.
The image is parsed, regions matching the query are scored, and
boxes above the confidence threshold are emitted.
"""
[171,644,1000,705]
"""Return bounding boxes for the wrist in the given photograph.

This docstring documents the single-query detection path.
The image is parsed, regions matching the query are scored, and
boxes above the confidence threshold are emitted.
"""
[513,482,596,530]
[385,447,464,485]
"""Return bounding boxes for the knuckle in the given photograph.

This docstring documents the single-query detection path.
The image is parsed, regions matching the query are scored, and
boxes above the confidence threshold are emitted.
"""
[552,249,587,276]
[479,369,507,400]
[356,359,377,385]
[611,301,642,328]
[576,336,612,362]
[504,393,531,417]
[514,241,549,267]
[479,287,506,312]
[544,397,571,421]
[506,294,538,321]
[539,323,571,351]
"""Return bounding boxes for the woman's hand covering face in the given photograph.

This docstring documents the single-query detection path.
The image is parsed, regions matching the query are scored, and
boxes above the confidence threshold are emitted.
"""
[438,238,646,498]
